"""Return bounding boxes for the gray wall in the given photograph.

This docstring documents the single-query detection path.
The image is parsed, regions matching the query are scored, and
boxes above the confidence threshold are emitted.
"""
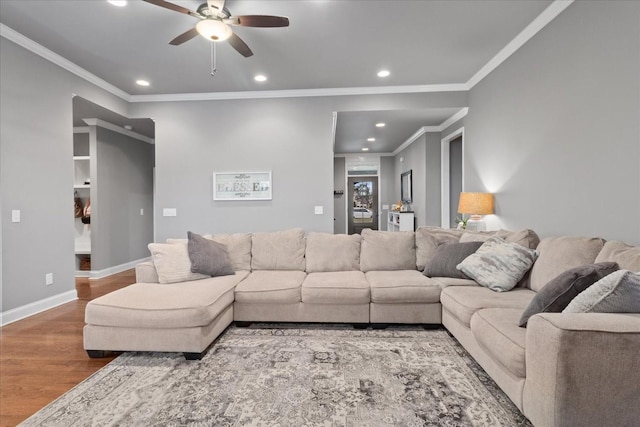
[464,0,640,244]
[91,126,154,270]
[449,136,463,226]
[333,157,346,234]
[0,38,129,313]
[131,92,467,241]
[424,132,442,226]
[394,135,426,228]
[379,156,395,231]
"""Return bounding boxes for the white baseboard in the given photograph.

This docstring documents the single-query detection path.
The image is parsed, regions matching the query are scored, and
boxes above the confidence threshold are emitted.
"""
[87,257,150,280]
[0,290,78,327]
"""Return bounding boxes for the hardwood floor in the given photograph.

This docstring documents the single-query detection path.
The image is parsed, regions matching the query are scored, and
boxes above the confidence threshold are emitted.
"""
[0,270,134,426]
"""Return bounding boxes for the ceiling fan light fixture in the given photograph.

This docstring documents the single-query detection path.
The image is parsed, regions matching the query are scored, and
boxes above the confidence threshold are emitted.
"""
[196,19,232,42]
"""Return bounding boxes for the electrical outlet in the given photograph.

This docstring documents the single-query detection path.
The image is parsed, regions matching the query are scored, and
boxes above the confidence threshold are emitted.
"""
[11,210,21,223]
[163,208,177,217]
[314,206,323,215]
[45,273,53,286]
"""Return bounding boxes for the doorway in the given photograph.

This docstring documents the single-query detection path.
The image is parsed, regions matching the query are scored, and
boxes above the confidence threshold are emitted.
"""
[440,127,464,228]
[449,136,463,227]
[348,177,378,234]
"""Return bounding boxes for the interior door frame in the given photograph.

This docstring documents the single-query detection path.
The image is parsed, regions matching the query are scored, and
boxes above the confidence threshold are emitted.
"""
[440,127,464,229]
[344,155,382,233]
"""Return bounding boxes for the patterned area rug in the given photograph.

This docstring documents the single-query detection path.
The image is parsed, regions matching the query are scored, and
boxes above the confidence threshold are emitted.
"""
[21,324,531,426]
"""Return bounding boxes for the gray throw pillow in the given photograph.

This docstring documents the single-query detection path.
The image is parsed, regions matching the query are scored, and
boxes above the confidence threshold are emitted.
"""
[519,262,618,327]
[423,241,483,279]
[563,269,640,313]
[187,231,235,277]
[457,237,539,292]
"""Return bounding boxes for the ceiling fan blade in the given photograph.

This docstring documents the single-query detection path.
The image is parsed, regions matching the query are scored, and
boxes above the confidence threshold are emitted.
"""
[143,0,200,18]
[227,33,253,57]
[232,15,290,28]
[169,27,199,45]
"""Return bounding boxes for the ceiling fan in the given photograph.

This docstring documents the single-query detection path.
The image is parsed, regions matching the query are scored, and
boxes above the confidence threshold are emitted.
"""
[143,0,289,57]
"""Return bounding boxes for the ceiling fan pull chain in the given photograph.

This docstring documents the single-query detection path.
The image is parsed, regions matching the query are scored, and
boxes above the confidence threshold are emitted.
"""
[210,42,217,76]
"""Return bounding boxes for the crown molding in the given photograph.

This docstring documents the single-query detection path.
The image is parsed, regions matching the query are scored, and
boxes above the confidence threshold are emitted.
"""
[82,118,154,144]
[0,23,130,101]
[128,84,468,103]
[2,0,573,102]
[390,107,469,156]
[466,0,574,89]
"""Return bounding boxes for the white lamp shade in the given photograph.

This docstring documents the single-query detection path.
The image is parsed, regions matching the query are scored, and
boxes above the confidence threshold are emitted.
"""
[196,19,232,42]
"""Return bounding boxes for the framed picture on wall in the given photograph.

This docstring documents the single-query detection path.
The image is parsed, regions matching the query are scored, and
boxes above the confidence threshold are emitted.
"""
[213,171,272,201]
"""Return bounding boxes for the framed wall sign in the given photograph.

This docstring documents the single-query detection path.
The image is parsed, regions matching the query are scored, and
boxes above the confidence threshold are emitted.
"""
[213,171,272,201]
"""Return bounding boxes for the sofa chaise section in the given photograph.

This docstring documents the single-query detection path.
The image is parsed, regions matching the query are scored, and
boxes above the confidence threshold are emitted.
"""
[84,272,248,360]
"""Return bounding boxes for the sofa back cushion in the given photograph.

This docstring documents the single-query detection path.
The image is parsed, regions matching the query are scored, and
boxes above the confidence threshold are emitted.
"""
[305,232,361,273]
[210,233,252,271]
[251,228,306,271]
[360,229,416,272]
[529,236,606,292]
[594,241,640,271]
[415,227,464,271]
[460,229,540,249]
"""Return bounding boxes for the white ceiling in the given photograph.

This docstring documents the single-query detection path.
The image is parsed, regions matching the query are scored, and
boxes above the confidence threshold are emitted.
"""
[0,0,556,152]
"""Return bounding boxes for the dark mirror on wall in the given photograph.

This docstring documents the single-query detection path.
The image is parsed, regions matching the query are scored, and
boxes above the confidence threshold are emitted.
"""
[401,170,412,203]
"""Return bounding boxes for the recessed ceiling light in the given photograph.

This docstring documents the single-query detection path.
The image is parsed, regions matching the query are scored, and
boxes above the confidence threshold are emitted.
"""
[377,70,390,78]
[362,147,370,151]
[108,0,127,6]
[375,122,386,127]
[367,138,375,142]
[136,79,150,87]
[254,74,267,82]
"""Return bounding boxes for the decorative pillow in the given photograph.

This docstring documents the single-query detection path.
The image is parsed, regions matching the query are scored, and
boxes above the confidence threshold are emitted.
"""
[423,241,483,279]
[187,231,235,277]
[563,270,640,313]
[456,237,539,292]
[305,232,361,273]
[148,242,209,284]
[519,262,619,327]
[460,229,540,250]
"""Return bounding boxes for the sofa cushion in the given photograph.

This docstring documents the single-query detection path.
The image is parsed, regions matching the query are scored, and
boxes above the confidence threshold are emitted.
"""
[85,272,248,328]
[564,270,640,314]
[457,237,539,292]
[305,232,361,273]
[148,242,209,284]
[210,233,252,271]
[423,241,483,279]
[360,229,416,272]
[519,262,619,327]
[366,270,441,304]
[234,270,305,304]
[432,277,479,288]
[302,271,370,304]
[459,229,540,249]
[415,227,464,271]
[187,231,235,277]
[251,228,306,271]
[440,286,535,328]
[595,241,640,271]
[529,236,606,292]
[471,308,527,378]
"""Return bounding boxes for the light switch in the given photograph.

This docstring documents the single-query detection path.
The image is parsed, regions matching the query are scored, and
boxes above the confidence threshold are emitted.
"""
[314,206,323,215]
[163,208,177,217]
[140,208,144,216]
[11,210,20,223]
[382,204,389,210]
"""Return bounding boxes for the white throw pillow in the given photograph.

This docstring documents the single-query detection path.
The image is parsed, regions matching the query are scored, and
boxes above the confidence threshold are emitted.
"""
[148,242,209,284]
[563,270,640,313]
[457,237,539,292]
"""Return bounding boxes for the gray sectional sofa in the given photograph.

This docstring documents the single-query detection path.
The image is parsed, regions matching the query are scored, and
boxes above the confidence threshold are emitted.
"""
[83,227,640,427]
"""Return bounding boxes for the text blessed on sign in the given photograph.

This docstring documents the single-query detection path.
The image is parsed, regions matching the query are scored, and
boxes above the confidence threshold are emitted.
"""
[213,172,272,200]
